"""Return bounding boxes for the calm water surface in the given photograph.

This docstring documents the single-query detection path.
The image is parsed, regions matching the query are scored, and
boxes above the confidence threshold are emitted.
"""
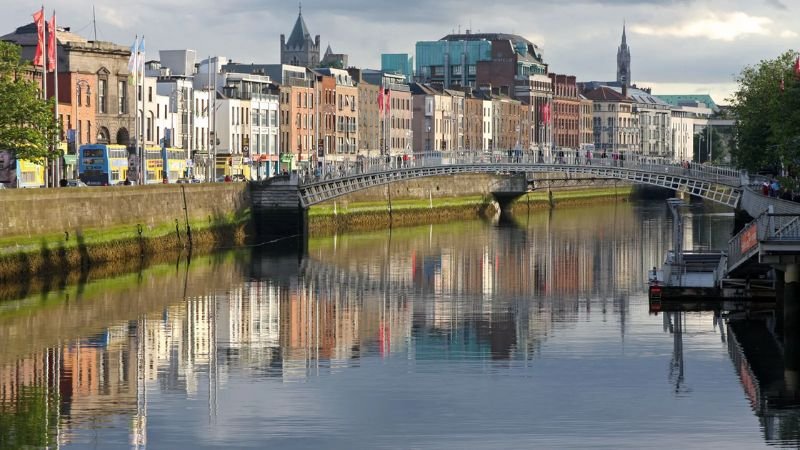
[1,200,794,449]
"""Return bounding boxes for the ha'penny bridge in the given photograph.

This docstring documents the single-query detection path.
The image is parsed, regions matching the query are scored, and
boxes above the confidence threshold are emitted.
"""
[249,149,800,309]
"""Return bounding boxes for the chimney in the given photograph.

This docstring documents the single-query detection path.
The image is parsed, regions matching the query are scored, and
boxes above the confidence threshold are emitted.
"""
[622,83,628,98]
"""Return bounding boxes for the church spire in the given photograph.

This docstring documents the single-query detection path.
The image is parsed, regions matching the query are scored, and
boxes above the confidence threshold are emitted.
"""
[621,21,627,46]
[299,2,302,16]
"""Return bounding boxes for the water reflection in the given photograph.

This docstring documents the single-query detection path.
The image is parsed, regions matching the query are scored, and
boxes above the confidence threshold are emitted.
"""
[728,313,800,447]
[3,201,775,449]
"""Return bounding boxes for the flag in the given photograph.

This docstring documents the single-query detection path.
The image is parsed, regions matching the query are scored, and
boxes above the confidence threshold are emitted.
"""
[540,103,551,123]
[32,8,44,67]
[127,36,138,80]
[377,88,384,113]
[384,89,391,114]
[46,12,56,72]
[794,56,800,80]
[137,36,145,73]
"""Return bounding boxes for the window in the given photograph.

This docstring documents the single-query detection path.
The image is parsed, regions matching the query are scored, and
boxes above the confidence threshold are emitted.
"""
[98,79,107,114]
[87,121,91,144]
[148,86,153,102]
[118,80,127,114]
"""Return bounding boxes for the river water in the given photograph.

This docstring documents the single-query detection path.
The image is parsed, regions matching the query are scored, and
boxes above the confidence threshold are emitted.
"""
[0,199,796,449]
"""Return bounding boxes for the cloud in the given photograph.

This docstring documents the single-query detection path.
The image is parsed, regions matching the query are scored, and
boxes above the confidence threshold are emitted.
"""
[632,12,772,41]
[764,0,787,9]
[780,30,799,39]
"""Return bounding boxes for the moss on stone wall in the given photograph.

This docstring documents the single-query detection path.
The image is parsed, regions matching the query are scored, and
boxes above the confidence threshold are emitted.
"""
[308,185,633,235]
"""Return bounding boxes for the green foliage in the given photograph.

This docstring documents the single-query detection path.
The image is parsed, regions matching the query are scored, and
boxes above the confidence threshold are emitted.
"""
[0,41,59,163]
[730,50,800,172]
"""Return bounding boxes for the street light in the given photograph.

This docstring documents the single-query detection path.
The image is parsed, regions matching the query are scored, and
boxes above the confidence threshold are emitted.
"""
[70,79,91,180]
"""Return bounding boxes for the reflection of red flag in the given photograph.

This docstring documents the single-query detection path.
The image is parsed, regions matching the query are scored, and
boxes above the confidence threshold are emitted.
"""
[47,13,56,72]
[378,89,384,113]
[32,8,44,67]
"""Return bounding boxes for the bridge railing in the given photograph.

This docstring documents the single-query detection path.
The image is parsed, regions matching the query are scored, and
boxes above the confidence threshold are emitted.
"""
[297,149,743,186]
[727,209,800,271]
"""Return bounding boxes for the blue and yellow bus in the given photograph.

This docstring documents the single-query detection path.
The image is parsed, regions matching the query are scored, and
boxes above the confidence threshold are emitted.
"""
[78,144,129,186]
[143,146,188,183]
[0,150,45,188]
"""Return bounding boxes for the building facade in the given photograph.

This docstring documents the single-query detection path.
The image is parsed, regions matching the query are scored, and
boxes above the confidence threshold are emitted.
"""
[549,74,580,149]
[583,86,638,154]
[579,95,594,150]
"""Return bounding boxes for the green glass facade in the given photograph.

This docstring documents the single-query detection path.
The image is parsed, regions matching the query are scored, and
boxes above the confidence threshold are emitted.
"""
[381,54,414,82]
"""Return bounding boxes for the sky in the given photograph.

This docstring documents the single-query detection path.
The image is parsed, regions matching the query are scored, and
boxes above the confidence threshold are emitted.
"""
[3,0,798,105]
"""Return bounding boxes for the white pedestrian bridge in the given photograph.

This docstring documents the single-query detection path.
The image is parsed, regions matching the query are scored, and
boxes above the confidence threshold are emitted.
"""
[294,150,743,208]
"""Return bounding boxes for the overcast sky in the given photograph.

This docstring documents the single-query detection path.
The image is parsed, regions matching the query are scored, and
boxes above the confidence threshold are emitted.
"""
[4,0,798,104]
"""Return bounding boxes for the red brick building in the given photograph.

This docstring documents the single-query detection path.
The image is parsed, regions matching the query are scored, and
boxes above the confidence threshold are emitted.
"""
[549,74,580,149]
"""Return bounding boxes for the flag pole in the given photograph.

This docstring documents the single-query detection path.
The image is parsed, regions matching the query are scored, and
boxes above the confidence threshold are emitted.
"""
[41,5,49,187]
[139,36,145,183]
[52,10,60,186]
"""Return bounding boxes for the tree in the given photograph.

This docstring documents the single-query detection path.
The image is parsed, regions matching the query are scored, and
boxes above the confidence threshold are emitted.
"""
[730,50,800,172]
[0,41,59,164]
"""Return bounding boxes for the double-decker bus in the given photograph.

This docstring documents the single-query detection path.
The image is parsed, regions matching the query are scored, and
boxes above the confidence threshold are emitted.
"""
[143,146,187,183]
[0,150,46,188]
[78,144,129,186]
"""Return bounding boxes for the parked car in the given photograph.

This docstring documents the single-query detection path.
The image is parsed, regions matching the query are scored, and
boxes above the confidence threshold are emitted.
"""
[0,183,6,189]
[176,178,201,184]
[231,174,247,182]
[66,180,88,187]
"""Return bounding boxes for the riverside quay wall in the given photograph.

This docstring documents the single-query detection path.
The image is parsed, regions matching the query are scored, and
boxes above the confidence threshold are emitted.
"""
[0,184,251,280]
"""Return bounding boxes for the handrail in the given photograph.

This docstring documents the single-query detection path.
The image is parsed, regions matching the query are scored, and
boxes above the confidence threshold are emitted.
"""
[727,208,800,272]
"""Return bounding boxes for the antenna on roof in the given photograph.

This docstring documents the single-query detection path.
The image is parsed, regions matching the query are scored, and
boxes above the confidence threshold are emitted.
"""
[92,5,97,41]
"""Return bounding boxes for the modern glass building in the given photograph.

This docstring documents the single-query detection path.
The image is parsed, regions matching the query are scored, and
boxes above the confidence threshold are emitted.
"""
[414,33,547,90]
[381,54,414,82]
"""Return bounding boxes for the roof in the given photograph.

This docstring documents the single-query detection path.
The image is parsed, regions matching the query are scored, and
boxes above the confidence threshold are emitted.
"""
[439,32,544,64]
[583,86,632,103]
[286,12,312,48]
[409,82,442,96]
[655,94,719,112]
[608,86,670,108]
[1,22,89,47]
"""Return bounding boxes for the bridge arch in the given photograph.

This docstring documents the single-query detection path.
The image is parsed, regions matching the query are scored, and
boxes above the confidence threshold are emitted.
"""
[298,157,742,208]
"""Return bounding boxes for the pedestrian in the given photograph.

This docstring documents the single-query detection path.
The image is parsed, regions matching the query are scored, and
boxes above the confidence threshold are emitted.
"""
[762,181,769,196]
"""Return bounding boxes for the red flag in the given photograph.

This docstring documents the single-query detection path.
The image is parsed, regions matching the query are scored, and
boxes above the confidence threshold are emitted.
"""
[47,12,56,72]
[384,89,391,113]
[377,89,384,113]
[794,56,800,80]
[32,8,44,67]
[540,103,551,123]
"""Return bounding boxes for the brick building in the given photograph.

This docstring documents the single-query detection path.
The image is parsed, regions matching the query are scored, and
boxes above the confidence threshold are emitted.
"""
[549,74,580,149]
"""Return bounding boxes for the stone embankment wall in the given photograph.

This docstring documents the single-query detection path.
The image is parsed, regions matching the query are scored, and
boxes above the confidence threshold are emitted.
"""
[0,184,251,280]
[309,174,633,234]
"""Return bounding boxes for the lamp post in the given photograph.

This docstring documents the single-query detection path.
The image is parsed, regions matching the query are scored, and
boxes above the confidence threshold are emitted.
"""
[74,79,90,179]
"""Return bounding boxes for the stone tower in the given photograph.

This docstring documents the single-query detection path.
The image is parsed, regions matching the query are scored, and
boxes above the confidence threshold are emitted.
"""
[280,5,321,68]
[616,24,631,87]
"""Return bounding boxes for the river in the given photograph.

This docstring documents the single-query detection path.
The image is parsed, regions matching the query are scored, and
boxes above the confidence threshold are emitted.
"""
[1,199,794,449]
